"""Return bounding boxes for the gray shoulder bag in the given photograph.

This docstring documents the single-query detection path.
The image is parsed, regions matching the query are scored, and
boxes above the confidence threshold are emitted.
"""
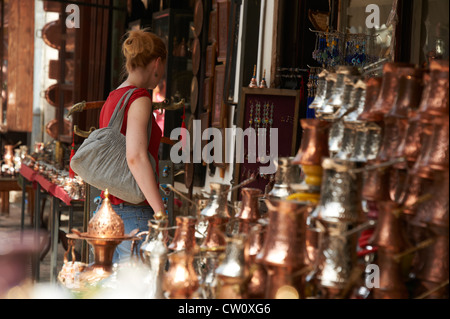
[70,88,158,204]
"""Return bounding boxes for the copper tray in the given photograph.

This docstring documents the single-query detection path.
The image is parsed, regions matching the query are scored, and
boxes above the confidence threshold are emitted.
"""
[192,38,201,76]
[193,0,203,38]
[45,83,73,108]
[190,76,199,114]
[45,119,72,139]
[42,20,75,52]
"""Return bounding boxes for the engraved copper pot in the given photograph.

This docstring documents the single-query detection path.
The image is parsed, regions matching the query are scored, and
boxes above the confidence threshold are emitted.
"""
[163,251,199,299]
[201,183,231,218]
[417,231,449,285]
[168,216,198,253]
[417,171,449,229]
[268,157,300,199]
[418,59,449,122]
[216,236,246,299]
[258,199,314,298]
[387,68,424,119]
[292,119,331,166]
[358,77,382,121]
[235,188,262,234]
[363,62,414,122]
[376,117,409,163]
[309,69,328,109]
[201,215,229,250]
[372,248,409,299]
[361,164,390,202]
[245,222,268,299]
[315,220,359,291]
[314,158,365,224]
[369,200,410,254]
[412,116,449,179]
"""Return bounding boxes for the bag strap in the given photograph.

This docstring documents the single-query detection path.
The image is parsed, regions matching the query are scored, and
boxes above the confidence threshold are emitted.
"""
[107,88,137,130]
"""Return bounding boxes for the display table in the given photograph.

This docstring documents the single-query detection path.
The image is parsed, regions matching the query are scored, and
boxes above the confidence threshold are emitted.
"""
[0,176,22,215]
[19,163,84,283]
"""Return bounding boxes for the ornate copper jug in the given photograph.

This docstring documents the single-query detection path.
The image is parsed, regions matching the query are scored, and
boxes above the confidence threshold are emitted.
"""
[235,188,261,234]
[163,251,199,299]
[168,216,197,253]
[292,119,330,166]
[418,59,449,122]
[258,199,314,298]
[358,77,382,121]
[366,62,415,121]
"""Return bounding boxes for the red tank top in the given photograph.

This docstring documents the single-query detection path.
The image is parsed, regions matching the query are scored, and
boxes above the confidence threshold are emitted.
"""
[99,86,162,205]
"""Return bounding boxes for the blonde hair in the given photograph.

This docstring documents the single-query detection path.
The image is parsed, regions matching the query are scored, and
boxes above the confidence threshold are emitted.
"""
[122,29,167,74]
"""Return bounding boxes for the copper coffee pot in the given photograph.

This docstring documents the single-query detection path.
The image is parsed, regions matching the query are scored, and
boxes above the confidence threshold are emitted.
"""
[416,230,449,286]
[200,215,228,251]
[372,248,409,299]
[315,72,336,118]
[235,188,262,234]
[292,119,330,167]
[351,122,382,162]
[412,116,449,179]
[244,222,268,299]
[258,199,314,298]
[357,77,382,121]
[268,157,300,199]
[362,62,415,122]
[418,59,449,122]
[163,251,199,299]
[369,200,410,254]
[168,216,198,253]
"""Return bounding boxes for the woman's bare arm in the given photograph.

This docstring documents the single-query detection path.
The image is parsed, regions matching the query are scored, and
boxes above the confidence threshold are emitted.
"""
[125,96,165,214]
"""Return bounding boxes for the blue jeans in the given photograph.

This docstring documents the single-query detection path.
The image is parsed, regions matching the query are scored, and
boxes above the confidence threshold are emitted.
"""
[92,199,154,264]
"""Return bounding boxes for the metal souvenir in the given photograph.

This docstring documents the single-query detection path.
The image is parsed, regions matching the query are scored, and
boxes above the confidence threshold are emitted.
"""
[292,119,331,166]
[163,251,199,299]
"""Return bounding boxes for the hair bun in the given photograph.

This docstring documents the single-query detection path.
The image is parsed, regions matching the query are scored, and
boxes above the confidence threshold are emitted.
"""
[123,30,154,58]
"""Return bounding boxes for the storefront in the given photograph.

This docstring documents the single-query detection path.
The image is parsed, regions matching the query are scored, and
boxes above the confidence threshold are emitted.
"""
[0,0,448,301]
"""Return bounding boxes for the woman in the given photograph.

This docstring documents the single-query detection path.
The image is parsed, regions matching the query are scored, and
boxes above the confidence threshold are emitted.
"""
[97,29,167,263]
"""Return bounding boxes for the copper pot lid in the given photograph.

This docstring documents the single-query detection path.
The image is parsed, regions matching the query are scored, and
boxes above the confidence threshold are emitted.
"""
[193,0,203,38]
[45,119,72,139]
[190,76,199,114]
[192,37,201,76]
[45,83,74,108]
[42,20,75,52]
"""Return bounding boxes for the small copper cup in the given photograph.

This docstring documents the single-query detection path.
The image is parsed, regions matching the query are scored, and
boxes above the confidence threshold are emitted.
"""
[292,119,331,166]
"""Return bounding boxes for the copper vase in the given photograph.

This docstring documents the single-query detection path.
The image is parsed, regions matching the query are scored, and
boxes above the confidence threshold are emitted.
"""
[369,200,410,254]
[418,59,449,122]
[412,117,449,179]
[258,199,314,298]
[363,62,415,121]
[292,119,330,166]
[372,248,409,299]
[357,77,382,121]
[235,188,262,234]
[163,251,199,299]
[168,216,198,253]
